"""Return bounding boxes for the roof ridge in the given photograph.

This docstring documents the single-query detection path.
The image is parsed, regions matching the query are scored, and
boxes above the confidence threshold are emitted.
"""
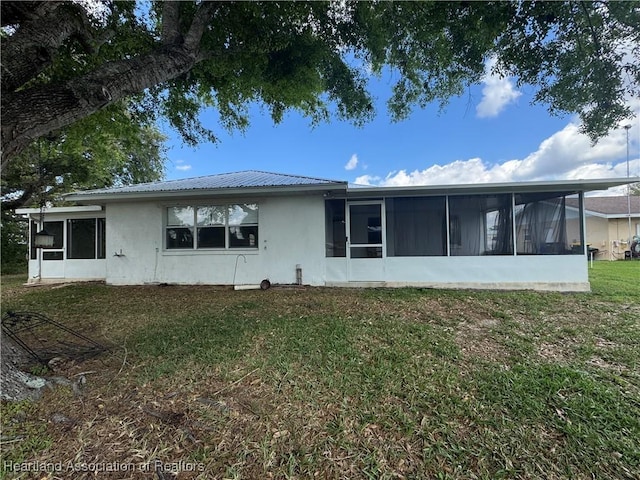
[247,170,343,184]
[117,170,343,187]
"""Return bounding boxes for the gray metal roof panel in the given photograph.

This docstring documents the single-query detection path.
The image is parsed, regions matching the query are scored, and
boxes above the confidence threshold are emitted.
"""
[69,170,346,196]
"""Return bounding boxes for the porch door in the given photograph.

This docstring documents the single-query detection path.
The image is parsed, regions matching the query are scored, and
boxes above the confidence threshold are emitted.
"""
[347,202,385,281]
[39,220,65,279]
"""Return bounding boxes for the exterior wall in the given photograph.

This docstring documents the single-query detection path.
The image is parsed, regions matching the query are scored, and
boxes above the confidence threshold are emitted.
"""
[607,217,640,260]
[27,190,598,291]
[584,216,609,259]
[104,195,327,286]
[583,216,640,260]
[326,255,589,291]
[105,202,163,284]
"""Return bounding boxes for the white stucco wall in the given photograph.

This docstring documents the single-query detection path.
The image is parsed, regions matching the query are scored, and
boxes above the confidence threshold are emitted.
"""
[104,194,327,286]
[26,193,593,291]
[327,255,589,291]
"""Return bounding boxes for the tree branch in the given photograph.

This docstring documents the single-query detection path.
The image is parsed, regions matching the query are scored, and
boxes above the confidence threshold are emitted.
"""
[1,2,221,165]
[2,46,202,164]
[579,1,603,57]
[1,185,37,211]
[183,1,219,51]
[0,1,56,28]
[1,2,96,93]
[161,1,182,46]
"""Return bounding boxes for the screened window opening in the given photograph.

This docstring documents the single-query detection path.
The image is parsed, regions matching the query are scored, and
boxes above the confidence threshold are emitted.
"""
[30,221,37,260]
[515,192,580,255]
[324,200,347,257]
[386,197,446,256]
[325,199,346,257]
[37,221,64,261]
[67,218,106,259]
[448,194,513,256]
[166,204,258,250]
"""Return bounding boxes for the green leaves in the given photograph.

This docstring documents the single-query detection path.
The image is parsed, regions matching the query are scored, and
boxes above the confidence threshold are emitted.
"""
[2,1,638,163]
[495,1,639,140]
[1,101,167,209]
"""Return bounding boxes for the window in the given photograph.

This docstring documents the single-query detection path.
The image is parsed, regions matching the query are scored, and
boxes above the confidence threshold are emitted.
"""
[325,199,346,257]
[197,206,225,248]
[448,194,513,256]
[67,218,106,259]
[514,192,578,255]
[31,218,105,261]
[166,204,259,250]
[30,221,37,260]
[386,197,446,256]
[228,204,258,248]
[166,206,194,249]
[35,221,64,261]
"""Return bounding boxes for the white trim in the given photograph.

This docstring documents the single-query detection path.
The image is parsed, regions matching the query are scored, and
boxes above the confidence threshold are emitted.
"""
[346,177,639,198]
[64,177,638,204]
[16,205,103,215]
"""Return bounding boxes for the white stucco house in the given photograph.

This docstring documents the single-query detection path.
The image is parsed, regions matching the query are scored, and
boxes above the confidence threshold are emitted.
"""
[16,171,638,291]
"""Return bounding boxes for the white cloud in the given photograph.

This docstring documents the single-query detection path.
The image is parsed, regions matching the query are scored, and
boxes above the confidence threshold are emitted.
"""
[353,174,380,186]
[476,57,522,118]
[176,164,192,171]
[345,154,359,171]
[360,118,639,188]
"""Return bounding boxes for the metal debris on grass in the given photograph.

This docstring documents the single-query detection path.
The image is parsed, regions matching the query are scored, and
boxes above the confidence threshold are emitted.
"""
[1,310,107,367]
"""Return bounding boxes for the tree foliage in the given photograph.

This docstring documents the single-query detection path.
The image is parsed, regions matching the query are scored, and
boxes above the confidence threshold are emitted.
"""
[1,102,167,211]
[1,1,639,166]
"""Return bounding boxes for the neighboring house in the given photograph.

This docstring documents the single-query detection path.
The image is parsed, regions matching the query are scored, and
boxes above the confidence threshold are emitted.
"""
[566,195,640,260]
[16,171,638,291]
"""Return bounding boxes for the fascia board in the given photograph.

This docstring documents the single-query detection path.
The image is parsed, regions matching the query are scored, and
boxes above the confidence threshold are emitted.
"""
[65,183,347,204]
[345,177,639,198]
[15,205,103,215]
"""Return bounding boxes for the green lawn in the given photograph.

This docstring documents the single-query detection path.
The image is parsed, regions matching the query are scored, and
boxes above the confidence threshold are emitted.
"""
[1,262,639,479]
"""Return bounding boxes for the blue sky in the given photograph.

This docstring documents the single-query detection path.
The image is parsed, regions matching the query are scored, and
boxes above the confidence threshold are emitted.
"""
[164,61,639,196]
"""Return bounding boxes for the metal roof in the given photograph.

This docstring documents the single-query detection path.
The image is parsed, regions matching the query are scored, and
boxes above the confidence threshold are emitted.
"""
[65,170,638,204]
[66,170,347,202]
[71,170,345,195]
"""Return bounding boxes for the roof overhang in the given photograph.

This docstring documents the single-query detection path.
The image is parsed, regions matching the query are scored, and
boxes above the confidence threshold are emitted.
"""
[65,182,348,204]
[15,205,103,219]
[585,212,640,219]
[342,177,639,198]
[62,177,637,204]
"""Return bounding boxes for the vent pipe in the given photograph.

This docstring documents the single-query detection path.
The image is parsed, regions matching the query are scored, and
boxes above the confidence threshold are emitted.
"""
[295,264,302,285]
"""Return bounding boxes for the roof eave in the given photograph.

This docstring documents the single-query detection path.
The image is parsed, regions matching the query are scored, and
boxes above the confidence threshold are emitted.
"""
[344,177,639,198]
[65,182,347,204]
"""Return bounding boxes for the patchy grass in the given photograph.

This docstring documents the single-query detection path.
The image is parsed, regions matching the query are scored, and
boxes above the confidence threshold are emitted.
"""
[1,262,639,479]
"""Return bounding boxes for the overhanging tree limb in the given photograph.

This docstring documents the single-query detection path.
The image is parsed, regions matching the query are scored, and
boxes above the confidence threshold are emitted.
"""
[1,1,638,167]
[1,2,95,94]
[1,2,218,167]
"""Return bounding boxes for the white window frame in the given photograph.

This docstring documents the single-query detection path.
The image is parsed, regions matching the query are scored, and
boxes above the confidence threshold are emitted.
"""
[165,203,259,251]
